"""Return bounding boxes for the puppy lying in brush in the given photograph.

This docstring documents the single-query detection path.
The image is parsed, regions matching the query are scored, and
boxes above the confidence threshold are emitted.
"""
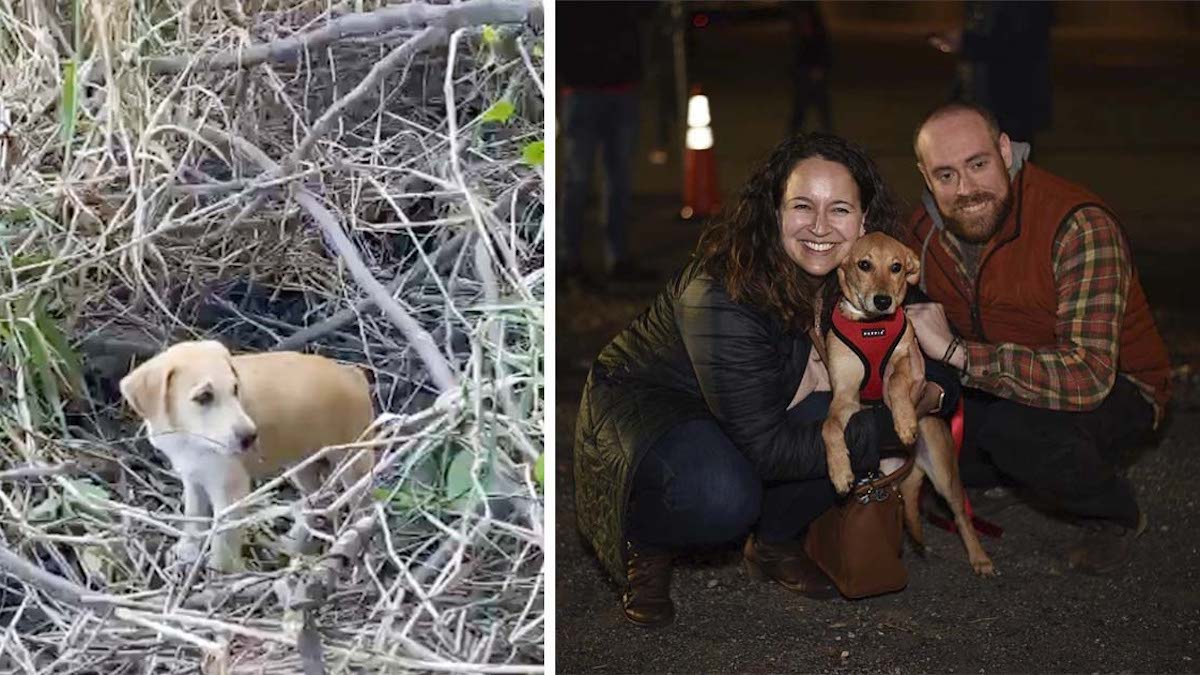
[819,232,994,576]
[120,340,374,572]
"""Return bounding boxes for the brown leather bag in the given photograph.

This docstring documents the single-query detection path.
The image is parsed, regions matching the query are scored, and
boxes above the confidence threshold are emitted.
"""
[804,453,914,599]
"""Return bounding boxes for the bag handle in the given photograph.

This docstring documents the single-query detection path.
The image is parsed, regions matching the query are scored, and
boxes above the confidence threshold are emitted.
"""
[849,450,915,501]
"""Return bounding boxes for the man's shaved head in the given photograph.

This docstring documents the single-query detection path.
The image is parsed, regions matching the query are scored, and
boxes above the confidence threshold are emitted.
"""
[913,102,1001,165]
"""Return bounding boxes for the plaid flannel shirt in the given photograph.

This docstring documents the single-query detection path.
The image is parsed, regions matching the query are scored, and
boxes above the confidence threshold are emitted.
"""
[942,206,1157,418]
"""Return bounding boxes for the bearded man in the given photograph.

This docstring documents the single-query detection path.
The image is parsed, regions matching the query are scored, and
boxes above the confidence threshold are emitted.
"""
[902,102,1172,574]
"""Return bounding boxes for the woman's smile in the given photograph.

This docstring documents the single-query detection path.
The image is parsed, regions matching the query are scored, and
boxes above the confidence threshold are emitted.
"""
[801,240,838,253]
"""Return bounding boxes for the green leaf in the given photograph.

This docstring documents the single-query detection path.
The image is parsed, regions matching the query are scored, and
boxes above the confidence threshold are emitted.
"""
[67,478,110,503]
[481,25,499,46]
[28,491,62,522]
[375,483,438,511]
[481,100,515,124]
[521,140,544,166]
[17,318,65,433]
[445,450,475,508]
[533,42,543,59]
[534,453,544,487]
[34,304,84,395]
[80,546,107,582]
[61,59,77,147]
[1,207,33,225]
[64,479,112,521]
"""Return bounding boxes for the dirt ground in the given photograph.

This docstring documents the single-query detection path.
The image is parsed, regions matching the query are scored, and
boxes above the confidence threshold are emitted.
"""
[554,18,1200,675]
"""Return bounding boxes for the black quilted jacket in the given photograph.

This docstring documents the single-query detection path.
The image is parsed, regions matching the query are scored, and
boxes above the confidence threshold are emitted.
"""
[574,260,828,584]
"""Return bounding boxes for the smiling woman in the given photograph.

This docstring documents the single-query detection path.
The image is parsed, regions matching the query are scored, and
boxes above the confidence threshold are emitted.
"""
[572,133,955,628]
[777,157,867,278]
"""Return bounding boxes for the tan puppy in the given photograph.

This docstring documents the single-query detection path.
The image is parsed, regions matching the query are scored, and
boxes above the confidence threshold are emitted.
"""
[120,340,374,572]
[820,232,994,576]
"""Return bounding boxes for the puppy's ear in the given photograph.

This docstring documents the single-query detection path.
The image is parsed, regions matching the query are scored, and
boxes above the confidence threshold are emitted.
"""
[904,247,921,286]
[836,264,847,290]
[120,359,174,422]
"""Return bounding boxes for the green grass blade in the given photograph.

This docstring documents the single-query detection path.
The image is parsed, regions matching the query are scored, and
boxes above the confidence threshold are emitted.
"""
[34,303,84,395]
[61,59,77,148]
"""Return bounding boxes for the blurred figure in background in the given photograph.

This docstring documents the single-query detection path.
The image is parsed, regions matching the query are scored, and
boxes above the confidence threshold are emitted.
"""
[788,1,833,134]
[929,1,1054,146]
[559,1,657,287]
[645,1,680,167]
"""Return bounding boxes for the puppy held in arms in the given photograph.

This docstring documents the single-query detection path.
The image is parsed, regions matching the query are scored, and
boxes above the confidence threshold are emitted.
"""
[820,232,994,576]
[120,340,374,573]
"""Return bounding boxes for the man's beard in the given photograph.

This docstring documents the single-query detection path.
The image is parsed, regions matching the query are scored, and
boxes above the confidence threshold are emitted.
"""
[941,189,1013,244]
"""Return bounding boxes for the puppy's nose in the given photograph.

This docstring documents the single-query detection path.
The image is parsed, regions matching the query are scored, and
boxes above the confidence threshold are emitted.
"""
[238,430,258,451]
[873,295,893,312]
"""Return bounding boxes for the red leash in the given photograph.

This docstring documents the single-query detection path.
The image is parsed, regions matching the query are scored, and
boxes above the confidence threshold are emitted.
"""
[950,399,972,519]
[924,398,1004,538]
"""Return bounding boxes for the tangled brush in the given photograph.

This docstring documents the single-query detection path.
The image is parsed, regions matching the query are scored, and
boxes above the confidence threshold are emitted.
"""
[0,0,545,671]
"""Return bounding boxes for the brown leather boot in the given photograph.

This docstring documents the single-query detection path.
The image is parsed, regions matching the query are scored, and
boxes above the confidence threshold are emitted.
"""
[622,543,675,627]
[743,534,837,599]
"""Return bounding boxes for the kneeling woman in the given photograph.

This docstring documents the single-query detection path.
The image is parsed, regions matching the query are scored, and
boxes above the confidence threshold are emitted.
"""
[573,133,960,626]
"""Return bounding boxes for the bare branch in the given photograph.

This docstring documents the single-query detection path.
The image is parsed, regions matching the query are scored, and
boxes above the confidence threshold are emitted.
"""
[145,0,538,74]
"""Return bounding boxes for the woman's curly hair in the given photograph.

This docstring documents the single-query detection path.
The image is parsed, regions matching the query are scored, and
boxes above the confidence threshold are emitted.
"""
[695,132,898,333]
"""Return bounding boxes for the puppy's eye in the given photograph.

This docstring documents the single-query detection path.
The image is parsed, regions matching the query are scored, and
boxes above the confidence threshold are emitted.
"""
[891,262,902,274]
[233,384,239,397]
[857,260,872,272]
[194,391,214,406]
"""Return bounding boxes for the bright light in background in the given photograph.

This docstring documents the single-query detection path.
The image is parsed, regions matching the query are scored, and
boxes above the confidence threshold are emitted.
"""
[686,93,713,150]
[686,94,711,128]
[686,127,713,151]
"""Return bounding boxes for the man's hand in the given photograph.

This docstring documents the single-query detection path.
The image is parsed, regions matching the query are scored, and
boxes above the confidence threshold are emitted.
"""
[907,302,966,370]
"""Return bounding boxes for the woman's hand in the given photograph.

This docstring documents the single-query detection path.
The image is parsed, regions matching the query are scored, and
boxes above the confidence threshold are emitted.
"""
[789,342,830,409]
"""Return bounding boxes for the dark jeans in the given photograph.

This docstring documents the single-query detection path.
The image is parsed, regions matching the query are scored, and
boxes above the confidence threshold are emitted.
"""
[559,89,639,271]
[627,393,837,549]
[626,358,964,550]
[957,376,1154,528]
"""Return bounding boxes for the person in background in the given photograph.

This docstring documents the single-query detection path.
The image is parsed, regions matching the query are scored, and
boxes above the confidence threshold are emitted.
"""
[928,1,1054,146]
[558,1,657,287]
[788,1,833,134]
[903,102,1172,575]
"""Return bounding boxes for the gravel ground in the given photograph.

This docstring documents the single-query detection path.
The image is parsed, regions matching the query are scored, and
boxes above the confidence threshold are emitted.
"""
[555,267,1200,673]
[554,18,1200,673]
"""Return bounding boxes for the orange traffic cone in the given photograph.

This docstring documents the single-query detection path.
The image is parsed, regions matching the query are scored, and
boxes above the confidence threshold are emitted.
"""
[681,86,719,220]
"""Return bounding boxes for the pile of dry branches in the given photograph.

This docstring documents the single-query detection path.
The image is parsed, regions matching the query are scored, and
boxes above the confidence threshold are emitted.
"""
[0,0,544,671]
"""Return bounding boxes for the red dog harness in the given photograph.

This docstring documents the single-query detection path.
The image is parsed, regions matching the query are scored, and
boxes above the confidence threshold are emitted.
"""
[828,304,1006,539]
[829,305,907,404]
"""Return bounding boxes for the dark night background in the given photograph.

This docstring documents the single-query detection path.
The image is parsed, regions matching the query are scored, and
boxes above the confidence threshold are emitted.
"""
[556,2,1200,672]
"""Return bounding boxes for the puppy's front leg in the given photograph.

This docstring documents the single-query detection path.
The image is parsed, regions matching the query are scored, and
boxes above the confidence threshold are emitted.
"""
[173,479,208,565]
[208,465,252,573]
[822,336,864,495]
[885,328,919,446]
[282,463,325,556]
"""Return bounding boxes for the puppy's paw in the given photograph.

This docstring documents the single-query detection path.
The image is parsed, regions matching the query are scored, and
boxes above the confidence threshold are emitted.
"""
[894,416,918,447]
[170,538,202,566]
[972,556,996,577]
[210,552,247,574]
[280,522,322,556]
[828,459,855,496]
[831,468,855,496]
